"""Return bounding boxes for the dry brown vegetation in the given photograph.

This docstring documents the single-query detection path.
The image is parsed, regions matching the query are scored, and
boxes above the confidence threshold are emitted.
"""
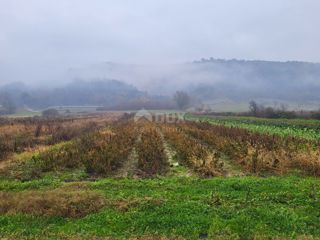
[81,121,137,176]
[136,123,169,176]
[0,185,106,218]
[0,113,121,162]
[6,121,138,180]
[2,112,320,180]
[181,121,320,175]
[161,124,224,177]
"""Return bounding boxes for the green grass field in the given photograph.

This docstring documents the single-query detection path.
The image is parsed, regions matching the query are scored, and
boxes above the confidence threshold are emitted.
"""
[1,174,320,239]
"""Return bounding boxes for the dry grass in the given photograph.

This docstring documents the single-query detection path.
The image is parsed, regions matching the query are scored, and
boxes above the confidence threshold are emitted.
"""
[0,113,122,162]
[136,126,169,176]
[0,185,105,218]
[181,121,320,176]
[162,124,224,177]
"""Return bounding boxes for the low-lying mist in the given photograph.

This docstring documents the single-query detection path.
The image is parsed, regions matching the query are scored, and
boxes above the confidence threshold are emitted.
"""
[1,58,320,113]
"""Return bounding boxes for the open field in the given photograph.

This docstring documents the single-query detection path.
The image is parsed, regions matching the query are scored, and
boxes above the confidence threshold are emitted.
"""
[1,176,320,239]
[187,114,320,141]
[5,106,103,118]
[0,113,320,239]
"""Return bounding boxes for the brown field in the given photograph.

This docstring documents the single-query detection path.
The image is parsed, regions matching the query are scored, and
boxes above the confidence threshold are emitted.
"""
[1,112,320,179]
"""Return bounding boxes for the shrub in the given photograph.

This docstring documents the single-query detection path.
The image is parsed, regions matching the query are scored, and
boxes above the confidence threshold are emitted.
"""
[81,122,137,176]
[162,124,223,177]
[42,109,60,118]
[136,127,168,176]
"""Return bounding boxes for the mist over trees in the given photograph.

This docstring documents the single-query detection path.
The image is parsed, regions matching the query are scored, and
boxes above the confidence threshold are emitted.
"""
[42,109,60,118]
[248,100,296,118]
[71,59,320,103]
[174,91,190,110]
[0,92,16,114]
[1,58,320,114]
[189,59,320,102]
[0,79,145,113]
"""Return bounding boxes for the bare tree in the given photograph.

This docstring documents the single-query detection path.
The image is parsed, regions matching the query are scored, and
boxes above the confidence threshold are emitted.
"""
[174,91,190,110]
[249,100,259,116]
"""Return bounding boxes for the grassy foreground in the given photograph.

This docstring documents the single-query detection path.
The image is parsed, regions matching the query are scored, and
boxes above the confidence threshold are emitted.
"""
[1,175,320,239]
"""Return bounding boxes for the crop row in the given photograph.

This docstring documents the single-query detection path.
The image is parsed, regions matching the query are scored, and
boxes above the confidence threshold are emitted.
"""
[181,121,320,176]
[0,114,119,161]
[161,124,224,177]
[4,114,320,179]
[5,120,137,180]
[187,115,320,141]
[136,124,168,176]
[80,121,137,176]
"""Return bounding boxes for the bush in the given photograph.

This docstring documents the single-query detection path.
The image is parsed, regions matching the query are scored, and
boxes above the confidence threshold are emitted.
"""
[136,127,168,176]
[42,109,60,118]
[248,101,297,119]
[81,123,136,176]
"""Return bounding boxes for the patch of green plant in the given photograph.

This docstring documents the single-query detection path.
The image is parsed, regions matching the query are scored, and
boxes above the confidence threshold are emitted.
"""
[187,114,320,141]
[0,175,62,192]
[1,176,319,239]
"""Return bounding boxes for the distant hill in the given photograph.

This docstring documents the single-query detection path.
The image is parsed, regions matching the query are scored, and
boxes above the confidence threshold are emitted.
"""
[0,79,146,110]
[68,59,320,103]
[189,59,320,102]
[1,58,320,113]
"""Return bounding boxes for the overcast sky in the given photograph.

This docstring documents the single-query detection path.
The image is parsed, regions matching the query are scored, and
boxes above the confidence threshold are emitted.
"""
[1,0,320,84]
